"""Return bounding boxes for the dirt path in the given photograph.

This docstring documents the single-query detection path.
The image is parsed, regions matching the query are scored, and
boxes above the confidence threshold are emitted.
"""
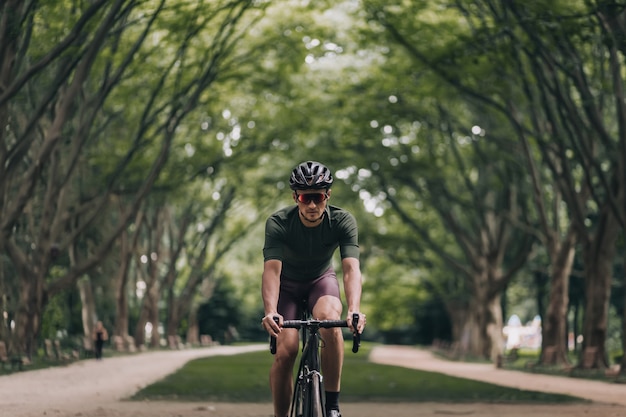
[0,344,624,417]
[0,344,267,417]
[369,345,626,406]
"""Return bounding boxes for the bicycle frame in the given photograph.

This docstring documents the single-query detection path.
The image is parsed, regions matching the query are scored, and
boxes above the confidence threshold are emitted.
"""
[270,314,360,417]
[291,321,324,417]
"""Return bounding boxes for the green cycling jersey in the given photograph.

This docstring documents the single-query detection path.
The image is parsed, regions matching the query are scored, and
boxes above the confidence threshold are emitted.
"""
[263,205,360,281]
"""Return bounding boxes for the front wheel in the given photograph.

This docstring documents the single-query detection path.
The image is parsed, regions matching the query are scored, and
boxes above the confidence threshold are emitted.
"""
[307,371,325,417]
[292,370,325,417]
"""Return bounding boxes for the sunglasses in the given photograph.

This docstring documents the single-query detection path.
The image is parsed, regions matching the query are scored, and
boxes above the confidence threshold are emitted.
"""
[295,192,328,204]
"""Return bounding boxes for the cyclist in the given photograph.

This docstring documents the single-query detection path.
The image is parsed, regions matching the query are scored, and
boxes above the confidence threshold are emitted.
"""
[261,161,366,417]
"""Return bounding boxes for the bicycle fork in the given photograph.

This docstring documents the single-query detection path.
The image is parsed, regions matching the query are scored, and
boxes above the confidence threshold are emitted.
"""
[293,366,324,417]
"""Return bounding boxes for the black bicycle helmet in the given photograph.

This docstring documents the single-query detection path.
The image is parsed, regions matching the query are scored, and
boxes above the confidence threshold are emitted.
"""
[289,161,333,190]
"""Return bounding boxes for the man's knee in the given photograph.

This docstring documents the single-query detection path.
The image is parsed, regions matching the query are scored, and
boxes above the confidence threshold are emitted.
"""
[320,327,343,344]
[275,345,297,363]
[274,331,299,367]
[312,295,342,320]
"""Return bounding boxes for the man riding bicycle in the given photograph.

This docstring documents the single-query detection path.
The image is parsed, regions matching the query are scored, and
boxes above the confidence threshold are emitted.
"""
[261,161,366,417]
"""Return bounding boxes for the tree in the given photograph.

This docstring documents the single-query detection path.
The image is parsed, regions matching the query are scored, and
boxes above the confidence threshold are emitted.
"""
[358,0,626,368]
[0,0,268,357]
[369,113,535,360]
[196,277,242,344]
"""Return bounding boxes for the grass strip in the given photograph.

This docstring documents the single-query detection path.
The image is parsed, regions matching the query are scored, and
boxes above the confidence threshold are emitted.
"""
[130,343,585,404]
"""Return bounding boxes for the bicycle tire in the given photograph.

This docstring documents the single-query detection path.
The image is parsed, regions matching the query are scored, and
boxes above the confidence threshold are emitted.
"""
[292,369,324,417]
[286,315,359,417]
[304,334,323,417]
[307,370,324,417]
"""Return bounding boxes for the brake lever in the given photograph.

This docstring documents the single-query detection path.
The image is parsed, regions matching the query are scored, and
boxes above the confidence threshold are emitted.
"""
[352,313,361,353]
[269,316,279,354]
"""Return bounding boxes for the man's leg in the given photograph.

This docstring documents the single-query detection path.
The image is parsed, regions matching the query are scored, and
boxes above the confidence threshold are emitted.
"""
[313,295,344,410]
[270,328,299,417]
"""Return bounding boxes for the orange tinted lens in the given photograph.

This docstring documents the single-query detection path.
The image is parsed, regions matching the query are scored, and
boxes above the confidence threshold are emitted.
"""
[297,193,326,204]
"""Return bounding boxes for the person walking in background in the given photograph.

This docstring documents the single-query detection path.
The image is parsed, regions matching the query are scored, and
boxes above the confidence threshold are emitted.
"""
[92,321,108,360]
[261,161,366,417]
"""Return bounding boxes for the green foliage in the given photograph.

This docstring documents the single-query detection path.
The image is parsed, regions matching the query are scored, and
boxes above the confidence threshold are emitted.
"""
[504,272,541,325]
[363,261,424,329]
[196,278,242,344]
[6,0,626,363]
[131,346,584,403]
[40,287,83,341]
[40,294,70,341]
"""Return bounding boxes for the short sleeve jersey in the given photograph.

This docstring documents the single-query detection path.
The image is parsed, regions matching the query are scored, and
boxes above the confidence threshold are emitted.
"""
[263,205,360,281]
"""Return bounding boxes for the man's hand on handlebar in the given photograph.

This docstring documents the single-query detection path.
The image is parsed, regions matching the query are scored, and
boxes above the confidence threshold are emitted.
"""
[347,311,366,334]
[261,313,283,337]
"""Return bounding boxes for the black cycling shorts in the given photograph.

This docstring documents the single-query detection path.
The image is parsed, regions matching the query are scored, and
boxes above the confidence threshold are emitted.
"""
[277,267,341,320]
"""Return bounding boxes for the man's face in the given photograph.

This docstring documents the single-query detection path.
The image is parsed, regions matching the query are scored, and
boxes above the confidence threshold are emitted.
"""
[294,188,330,223]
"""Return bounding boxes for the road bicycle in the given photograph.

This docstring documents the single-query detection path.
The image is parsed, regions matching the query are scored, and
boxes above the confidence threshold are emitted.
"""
[270,311,361,417]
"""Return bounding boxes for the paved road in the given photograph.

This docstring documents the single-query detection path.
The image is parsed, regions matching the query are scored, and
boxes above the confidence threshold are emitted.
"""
[0,344,267,417]
[1,343,624,417]
[369,345,626,406]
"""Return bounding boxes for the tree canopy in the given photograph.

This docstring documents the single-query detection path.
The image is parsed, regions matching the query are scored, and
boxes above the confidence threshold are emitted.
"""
[1,0,625,371]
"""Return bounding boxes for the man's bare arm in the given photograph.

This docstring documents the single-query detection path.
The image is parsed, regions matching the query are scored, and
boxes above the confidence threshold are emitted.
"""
[261,259,283,336]
[342,257,366,333]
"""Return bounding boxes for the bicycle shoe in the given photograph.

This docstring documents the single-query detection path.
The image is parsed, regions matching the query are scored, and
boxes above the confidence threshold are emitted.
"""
[327,410,342,417]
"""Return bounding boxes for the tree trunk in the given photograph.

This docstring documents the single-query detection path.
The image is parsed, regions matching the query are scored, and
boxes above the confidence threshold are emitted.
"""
[134,280,160,348]
[456,312,483,359]
[164,273,206,342]
[580,209,619,369]
[165,288,180,341]
[541,230,577,366]
[541,264,570,365]
[148,287,160,348]
[133,299,149,348]
[451,288,503,361]
[0,257,9,345]
[13,274,44,358]
[444,300,468,345]
[114,209,144,340]
[114,270,130,340]
[621,253,626,375]
[477,293,504,361]
[534,271,548,326]
[186,305,199,345]
[77,277,97,351]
